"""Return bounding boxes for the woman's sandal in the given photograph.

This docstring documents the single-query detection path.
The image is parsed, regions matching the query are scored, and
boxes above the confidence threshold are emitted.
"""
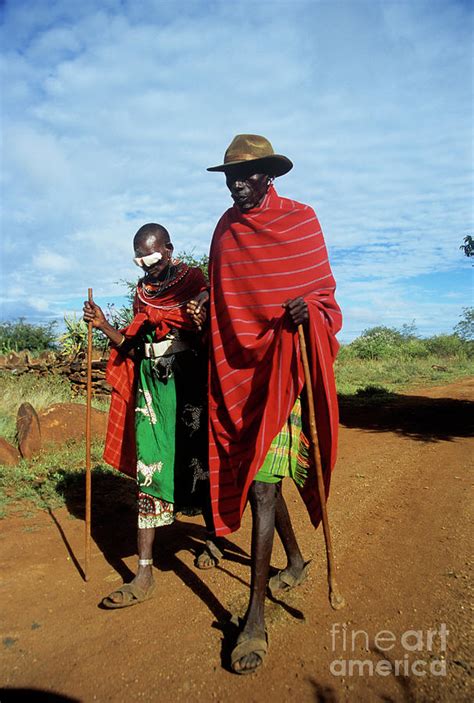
[268,560,311,598]
[231,631,268,675]
[194,539,224,570]
[102,581,156,609]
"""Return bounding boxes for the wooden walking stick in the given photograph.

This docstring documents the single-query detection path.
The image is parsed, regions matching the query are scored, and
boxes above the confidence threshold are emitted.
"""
[85,288,93,581]
[297,323,345,610]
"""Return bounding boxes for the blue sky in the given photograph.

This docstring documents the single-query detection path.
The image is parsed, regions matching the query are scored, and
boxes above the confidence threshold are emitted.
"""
[0,0,472,342]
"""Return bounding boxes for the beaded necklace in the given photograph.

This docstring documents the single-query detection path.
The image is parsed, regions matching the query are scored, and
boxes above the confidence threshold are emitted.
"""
[138,264,191,310]
[142,264,175,296]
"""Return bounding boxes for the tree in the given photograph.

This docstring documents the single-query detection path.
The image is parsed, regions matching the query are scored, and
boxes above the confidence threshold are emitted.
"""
[460,235,474,258]
[0,318,57,353]
[453,307,474,341]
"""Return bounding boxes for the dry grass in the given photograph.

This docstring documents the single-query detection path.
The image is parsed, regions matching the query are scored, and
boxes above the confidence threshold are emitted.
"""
[0,372,109,443]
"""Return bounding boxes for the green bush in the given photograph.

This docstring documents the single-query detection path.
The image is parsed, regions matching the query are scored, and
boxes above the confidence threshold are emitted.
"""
[355,385,394,398]
[424,334,467,358]
[59,314,108,359]
[177,251,209,280]
[348,326,405,360]
[0,318,57,354]
[335,344,353,362]
[343,323,473,362]
[105,302,134,330]
[402,339,430,358]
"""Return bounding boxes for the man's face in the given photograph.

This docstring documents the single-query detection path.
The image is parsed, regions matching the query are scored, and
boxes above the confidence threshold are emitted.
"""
[225,167,270,211]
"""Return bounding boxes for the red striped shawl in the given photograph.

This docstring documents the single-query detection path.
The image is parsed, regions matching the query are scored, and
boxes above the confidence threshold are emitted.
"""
[208,185,342,536]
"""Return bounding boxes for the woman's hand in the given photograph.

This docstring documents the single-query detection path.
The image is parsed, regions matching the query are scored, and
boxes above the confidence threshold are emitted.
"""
[83,300,107,330]
[83,298,127,348]
[187,290,210,331]
[283,297,309,326]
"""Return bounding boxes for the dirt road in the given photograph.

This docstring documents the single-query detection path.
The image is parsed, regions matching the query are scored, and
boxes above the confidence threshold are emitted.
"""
[1,380,472,702]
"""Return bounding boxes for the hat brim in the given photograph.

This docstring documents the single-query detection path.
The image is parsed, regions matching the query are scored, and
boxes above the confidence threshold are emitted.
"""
[207,154,293,177]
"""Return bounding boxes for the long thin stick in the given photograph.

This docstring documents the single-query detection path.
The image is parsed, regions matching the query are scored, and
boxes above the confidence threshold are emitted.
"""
[85,288,93,581]
[298,324,345,610]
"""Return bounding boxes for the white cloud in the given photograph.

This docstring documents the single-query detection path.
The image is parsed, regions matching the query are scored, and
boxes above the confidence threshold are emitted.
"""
[0,0,472,340]
[30,297,52,312]
[36,249,72,273]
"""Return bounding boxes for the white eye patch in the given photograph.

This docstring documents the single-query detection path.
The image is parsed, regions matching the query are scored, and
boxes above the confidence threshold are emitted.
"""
[133,252,163,268]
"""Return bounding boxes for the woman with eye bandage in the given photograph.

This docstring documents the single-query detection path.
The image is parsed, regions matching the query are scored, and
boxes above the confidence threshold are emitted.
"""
[83,222,214,608]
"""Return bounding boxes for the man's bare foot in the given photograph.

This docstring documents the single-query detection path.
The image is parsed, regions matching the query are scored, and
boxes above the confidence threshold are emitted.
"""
[231,620,268,674]
[194,537,223,570]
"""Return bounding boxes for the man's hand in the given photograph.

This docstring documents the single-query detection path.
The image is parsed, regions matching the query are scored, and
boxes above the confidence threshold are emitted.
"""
[187,290,210,331]
[283,297,308,326]
[83,300,107,330]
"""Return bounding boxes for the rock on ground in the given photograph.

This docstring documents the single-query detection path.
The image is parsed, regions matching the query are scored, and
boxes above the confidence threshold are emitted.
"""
[0,437,21,466]
[17,402,42,459]
[38,402,107,449]
[15,401,108,458]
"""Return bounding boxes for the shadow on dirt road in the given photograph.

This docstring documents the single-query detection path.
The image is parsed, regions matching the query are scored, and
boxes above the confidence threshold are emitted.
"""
[50,469,249,622]
[339,391,473,442]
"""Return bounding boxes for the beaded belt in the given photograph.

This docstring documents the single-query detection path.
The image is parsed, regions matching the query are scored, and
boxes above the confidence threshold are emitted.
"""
[144,339,189,358]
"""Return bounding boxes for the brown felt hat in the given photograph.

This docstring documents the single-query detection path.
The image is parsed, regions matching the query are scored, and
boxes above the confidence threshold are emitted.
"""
[207,134,293,177]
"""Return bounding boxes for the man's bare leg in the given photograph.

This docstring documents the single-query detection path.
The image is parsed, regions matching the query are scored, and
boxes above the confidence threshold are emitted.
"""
[274,484,306,580]
[195,483,224,569]
[233,481,277,673]
[106,527,155,604]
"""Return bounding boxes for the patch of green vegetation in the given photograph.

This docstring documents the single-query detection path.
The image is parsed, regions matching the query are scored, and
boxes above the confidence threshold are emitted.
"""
[0,439,110,516]
[0,415,14,444]
[335,318,473,396]
[335,355,473,396]
[59,314,108,358]
[0,372,109,443]
[0,373,73,443]
[0,318,58,354]
[355,385,394,398]
[177,251,209,280]
[340,326,472,362]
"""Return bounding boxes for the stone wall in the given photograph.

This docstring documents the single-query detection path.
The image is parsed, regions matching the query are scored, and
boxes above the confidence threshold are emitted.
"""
[0,350,111,397]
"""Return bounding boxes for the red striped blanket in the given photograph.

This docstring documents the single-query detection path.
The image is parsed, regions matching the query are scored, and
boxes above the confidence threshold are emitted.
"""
[208,185,342,535]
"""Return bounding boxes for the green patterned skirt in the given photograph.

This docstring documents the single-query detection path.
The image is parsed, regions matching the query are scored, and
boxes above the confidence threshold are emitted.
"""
[254,397,309,487]
[135,343,207,529]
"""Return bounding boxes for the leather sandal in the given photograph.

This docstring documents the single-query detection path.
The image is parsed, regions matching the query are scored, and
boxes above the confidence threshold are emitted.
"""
[102,581,156,609]
[268,560,311,598]
[231,631,268,675]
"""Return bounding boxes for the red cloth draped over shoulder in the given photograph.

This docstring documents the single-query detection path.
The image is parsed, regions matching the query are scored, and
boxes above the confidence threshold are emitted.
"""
[208,185,342,535]
[103,265,207,476]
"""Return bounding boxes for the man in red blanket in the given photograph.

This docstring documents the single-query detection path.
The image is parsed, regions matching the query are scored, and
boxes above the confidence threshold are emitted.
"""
[192,135,342,673]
